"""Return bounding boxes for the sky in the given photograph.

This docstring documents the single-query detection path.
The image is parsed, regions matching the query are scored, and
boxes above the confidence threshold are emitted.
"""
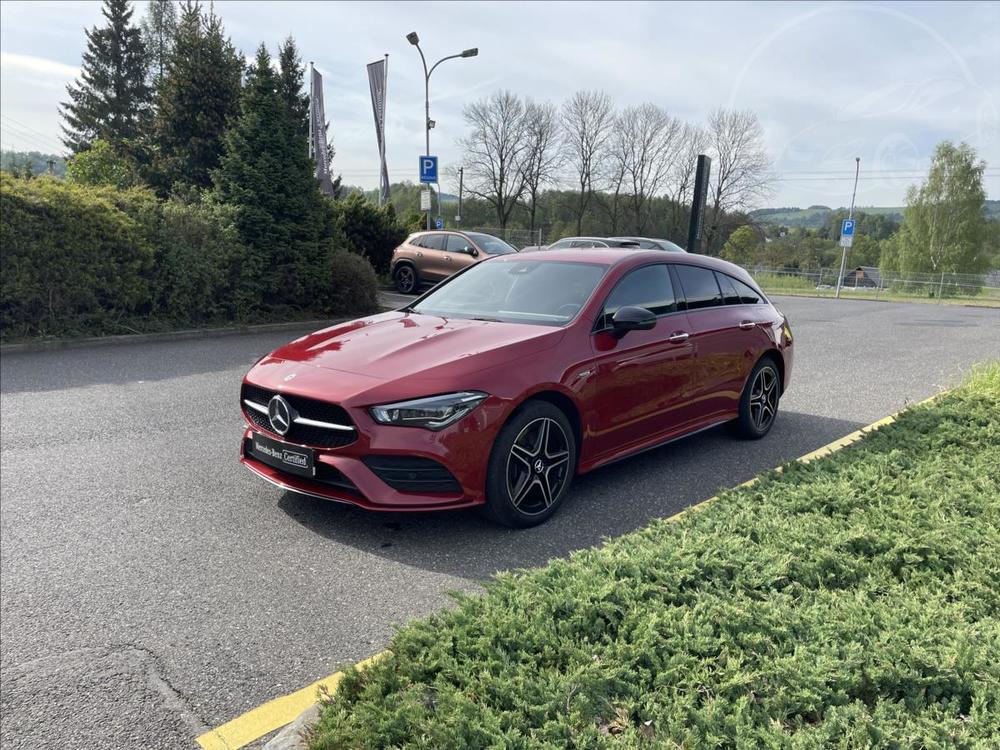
[1,0,997,208]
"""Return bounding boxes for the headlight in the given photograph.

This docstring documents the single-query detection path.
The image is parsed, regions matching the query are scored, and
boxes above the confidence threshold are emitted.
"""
[369,391,488,430]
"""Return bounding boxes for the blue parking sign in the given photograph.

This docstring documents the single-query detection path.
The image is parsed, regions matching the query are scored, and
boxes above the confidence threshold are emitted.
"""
[419,156,438,184]
[839,218,855,248]
[435,216,444,229]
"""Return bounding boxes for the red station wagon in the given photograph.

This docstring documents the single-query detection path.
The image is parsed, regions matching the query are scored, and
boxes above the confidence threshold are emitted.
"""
[240,250,793,527]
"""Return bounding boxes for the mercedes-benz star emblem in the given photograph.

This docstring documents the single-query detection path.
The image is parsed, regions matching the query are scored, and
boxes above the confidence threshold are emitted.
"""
[534,459,545,474]
[268,395,292,435]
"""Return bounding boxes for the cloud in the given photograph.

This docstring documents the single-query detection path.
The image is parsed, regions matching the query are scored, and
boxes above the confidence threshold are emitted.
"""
[1,52,79,80]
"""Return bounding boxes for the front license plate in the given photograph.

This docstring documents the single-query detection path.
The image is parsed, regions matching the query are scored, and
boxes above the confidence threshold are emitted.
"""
[249,432,315,478]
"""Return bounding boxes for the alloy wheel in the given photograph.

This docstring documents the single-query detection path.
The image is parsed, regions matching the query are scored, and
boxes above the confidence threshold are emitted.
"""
[397,266,415,293]
[749,365,779,433]
[505,417,571,516]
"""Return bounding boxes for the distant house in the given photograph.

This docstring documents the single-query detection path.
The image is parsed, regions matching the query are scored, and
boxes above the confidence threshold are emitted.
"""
[841,266,882,288]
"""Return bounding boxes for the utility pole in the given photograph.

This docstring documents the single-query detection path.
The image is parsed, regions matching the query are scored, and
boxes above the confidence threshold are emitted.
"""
[457,167,463,227]
[835,157,861,300]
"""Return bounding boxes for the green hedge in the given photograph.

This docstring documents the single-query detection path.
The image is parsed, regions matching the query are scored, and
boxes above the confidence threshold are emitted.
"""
[310,364,1000,749]
[0,175,383,339]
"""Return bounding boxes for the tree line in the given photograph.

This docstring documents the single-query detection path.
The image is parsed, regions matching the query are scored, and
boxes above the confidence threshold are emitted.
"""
[455,90,773,249]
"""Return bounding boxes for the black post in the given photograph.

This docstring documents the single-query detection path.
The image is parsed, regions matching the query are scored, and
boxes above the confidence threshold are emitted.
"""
[687,154,712,254]
[458,167,464,227]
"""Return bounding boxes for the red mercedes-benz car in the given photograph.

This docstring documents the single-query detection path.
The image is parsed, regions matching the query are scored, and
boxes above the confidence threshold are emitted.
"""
[239,249,793,526]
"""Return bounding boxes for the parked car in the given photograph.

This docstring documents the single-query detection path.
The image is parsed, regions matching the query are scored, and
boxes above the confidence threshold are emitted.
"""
[611,236,687,252]
[521,236,641,252]
[390,230,517,293]
[239,249,793,527]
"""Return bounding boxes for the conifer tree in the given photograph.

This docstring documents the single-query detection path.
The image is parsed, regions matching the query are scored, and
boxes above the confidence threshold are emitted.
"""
[213,44,329,313]
[151,0,242,192]
[60,0,151,154]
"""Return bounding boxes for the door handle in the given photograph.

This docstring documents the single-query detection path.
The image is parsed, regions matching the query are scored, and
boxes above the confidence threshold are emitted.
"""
[416,252,423,257]
[445,256,452,262]
[668,331,690,343]
[739,321,757,330]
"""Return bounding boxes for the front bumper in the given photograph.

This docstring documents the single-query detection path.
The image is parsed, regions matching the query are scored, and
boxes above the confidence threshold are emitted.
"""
[239,396,505,512]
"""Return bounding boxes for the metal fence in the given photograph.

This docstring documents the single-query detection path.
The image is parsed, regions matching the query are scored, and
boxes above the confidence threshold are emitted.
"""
[466,227,545,250]
[746,266,1000,303]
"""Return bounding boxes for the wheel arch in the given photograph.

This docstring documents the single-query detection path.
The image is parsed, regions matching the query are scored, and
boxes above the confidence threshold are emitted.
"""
[758,348,785,394]
[512,389,582,460]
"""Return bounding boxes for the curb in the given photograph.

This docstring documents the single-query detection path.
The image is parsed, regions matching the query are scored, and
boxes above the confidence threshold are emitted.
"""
[197,391,944,750]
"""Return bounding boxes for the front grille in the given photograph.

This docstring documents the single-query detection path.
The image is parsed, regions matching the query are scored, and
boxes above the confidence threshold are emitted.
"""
[243,438,361,495]
[362,455,462,494]
[241,383,357,448]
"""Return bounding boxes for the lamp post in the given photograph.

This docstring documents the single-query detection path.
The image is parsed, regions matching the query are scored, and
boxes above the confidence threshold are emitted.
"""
[406,31,477,230]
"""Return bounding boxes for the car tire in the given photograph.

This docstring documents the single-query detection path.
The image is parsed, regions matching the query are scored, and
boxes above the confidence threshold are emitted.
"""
[482,401,577,528]
[735,356,781,439]
[393,263,419,294]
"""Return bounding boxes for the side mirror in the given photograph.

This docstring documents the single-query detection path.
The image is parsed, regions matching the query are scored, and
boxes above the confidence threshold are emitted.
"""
[610,306,656,338]
[466,246,478,257]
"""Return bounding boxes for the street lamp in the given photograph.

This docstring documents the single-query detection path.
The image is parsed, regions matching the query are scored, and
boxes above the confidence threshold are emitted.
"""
[407,31,478,229]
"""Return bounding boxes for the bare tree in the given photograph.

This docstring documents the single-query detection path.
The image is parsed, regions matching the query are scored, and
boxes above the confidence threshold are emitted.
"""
[459,91,529,229]
[665,123,709,241]
[704,108,774,251]
[520,100,563,234]
[614,103,683,234]
[562,90,614,235]
[597,126,628,235]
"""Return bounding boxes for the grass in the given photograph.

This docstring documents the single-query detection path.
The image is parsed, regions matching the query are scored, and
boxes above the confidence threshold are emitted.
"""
[309,364,1000,749]
[755,280,1000,308]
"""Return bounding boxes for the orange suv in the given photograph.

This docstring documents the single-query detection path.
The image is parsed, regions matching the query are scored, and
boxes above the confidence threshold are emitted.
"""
[390,230,517,293]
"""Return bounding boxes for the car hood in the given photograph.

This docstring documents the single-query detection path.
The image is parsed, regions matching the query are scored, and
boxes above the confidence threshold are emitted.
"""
[263,311,563,386]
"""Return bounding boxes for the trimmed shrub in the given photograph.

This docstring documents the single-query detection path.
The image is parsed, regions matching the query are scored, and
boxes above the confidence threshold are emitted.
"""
[149,199,240,324]
[0,174,153,337]
[333,193,408,274]
[328,248,380,316]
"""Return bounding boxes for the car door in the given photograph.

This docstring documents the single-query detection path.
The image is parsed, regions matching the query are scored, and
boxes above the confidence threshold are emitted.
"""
[714,270,775,392]
[417,233,449,281]
[589,264,698,461]
[445,233,479,274]
[670,263,747,420]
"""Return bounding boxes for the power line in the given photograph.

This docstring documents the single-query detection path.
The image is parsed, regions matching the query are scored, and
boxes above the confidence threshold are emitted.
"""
[0,115,65,153]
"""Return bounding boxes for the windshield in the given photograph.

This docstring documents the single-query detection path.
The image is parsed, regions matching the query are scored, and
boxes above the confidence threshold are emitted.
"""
[466,232,517,255]
[410,259,607,326]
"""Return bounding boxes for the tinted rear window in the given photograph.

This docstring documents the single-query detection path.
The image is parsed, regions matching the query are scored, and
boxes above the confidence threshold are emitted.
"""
[674,265,723,310]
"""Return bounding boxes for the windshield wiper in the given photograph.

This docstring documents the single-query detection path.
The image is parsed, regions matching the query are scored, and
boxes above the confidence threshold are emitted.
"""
[471,316,502,322]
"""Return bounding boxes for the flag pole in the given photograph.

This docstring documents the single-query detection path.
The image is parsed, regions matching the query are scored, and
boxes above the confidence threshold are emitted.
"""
[381,53,389,206]
[308,61,315,161]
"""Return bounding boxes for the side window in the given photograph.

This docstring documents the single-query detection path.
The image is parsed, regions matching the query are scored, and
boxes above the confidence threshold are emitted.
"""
[674,265,723,310]
[570,240,593,248]
[601,265,675,327]
[446,235,470,253]
[421,234,445,251]
[715,272,741,305]
[732,277,763,304]
[549,239,572,250]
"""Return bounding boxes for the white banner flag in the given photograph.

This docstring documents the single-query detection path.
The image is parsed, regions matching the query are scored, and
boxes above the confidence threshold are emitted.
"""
[367,57,390,205]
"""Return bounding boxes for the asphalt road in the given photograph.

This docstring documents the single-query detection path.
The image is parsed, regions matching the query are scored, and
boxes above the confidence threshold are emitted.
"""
[1,297,998,749]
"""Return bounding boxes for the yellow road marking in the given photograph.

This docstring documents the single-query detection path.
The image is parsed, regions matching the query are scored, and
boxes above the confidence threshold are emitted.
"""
[197,392,943,748]
[195,653,385,750]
